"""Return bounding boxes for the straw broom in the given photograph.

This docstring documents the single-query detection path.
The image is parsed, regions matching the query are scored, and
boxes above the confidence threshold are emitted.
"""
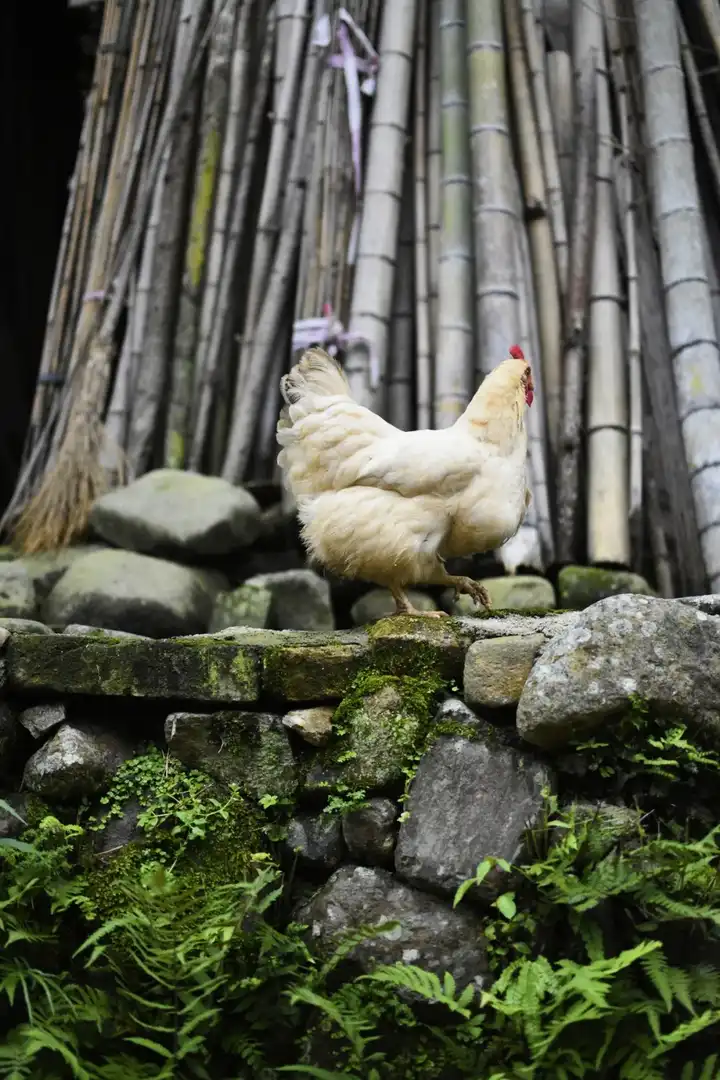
[343,0,419,409]
[434,0,474,428]
[581,2,629,568]
[466,0,520,377]
[634,0,720,593]
[10,2,215,551]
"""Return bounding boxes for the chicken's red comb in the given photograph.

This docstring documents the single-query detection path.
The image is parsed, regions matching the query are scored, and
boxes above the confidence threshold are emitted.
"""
[509,345,525,359]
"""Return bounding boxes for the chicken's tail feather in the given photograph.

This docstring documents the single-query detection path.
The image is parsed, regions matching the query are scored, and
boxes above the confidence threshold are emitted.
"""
[280,347,351,408]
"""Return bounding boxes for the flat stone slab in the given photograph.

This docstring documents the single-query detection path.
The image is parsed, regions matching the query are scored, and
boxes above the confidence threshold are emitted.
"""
[5,633,258,703]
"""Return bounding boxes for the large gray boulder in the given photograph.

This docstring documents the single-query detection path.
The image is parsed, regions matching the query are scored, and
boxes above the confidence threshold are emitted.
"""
[284,813,345,872]
[395,734,551,899]
[22,722,133,801]
[17,544,107,601]
[0,562,36,620]
[209,580,273,631]
[89,469,262,558]
[296,865,488,989]
[342,798,398,867]
[247,569,334,631]
[43,549,220,637]
[517,594,720,749]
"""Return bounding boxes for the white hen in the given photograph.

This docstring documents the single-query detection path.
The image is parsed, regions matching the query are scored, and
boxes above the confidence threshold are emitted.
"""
[277,345,535,616]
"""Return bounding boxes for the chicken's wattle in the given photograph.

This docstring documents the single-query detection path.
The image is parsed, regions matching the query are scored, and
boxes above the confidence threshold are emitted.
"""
[525,388,534,407]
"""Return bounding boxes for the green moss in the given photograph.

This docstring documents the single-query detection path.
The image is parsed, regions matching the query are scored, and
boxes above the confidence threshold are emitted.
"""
[263,641,367,701]
[368,616,465,680]
[305,670,446,802]
[5,634,258,702]
[83,749,266,920]
[557,566,653,610]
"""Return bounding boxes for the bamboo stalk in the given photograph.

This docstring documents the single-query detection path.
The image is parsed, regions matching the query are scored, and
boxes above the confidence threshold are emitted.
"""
[556,56,597,564]
[434,0,474,428]
[466,0,520,376]
[223,27,324,480]
[635,0,720,593]
[426,0,442,346]
[414,0,433,428]
[388,161,416,430]
[507,0,562,463]
[344,0,419,408]
[546,49,574,215]
[580,3,629,567]
[190,0,254,470]
[520,0,568,294]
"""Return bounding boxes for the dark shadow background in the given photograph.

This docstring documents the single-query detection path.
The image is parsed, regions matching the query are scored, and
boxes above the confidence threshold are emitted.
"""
[0,2,93,515]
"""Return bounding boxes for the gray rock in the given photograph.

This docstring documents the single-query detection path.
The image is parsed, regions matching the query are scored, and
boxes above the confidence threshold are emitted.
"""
[342,798,397,867]
[431,697,483,730]
[516,594,720,750]
[0,618,54,634]
[0,563,36,619]
[62,624,150,639]
[351,588,436,625]
[282,705,334,746]
[449,575,556,615]
[0,794,31,840]
[464,633,546,709]
[23,722,133,801]
[19,703,66,739]
[94,798,145,855]
[557,565,653,610]
[43,549,219,637]
[247,569,334,631]
[457,610,579,642]
[17,545,107,601]
[678,594,720,616]
[165,710,297,801]
[89,469,262,557]
[285,813,345,871]
[0,626,8,650]
[209,581,272,632]
[395,734,551,898]
[296,865,488,990]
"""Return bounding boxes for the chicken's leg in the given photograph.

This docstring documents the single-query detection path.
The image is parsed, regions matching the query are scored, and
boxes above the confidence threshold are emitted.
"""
[390,587,448,618]
[431,561,492,610]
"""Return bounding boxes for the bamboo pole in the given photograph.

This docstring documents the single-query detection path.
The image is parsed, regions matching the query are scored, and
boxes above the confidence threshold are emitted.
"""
[426,0,442,344]
[388,162,415,430]
[556,56,597,564]
[414,0,433,428]
[344,0,419,409]
[466,0,520,377]
[507,0,562,463]
[635,0,720,593]
[520,0,568,295]
[580,3,629,567]
[546,49,573,215]
[434,0,474,428]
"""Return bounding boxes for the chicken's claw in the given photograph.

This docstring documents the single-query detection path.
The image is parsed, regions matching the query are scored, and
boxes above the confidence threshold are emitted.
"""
[452,576,492,610]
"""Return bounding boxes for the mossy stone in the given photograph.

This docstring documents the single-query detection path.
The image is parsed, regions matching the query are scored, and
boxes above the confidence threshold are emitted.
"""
[368,616,465,680]
[557,565,653,610]
[5,633,258,703]
[306,673,444,795]
[263,641,369,701]
[165,710,297,801]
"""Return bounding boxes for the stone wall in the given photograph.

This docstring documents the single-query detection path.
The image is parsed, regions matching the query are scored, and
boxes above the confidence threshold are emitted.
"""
[2,588,719,985]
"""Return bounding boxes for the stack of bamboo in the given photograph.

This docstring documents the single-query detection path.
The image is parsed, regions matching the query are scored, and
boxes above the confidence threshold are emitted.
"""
[5,0,720,599]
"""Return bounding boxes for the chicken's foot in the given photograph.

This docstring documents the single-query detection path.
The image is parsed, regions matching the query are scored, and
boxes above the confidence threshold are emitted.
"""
[390,587,448,618]
[431,563,492,610]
